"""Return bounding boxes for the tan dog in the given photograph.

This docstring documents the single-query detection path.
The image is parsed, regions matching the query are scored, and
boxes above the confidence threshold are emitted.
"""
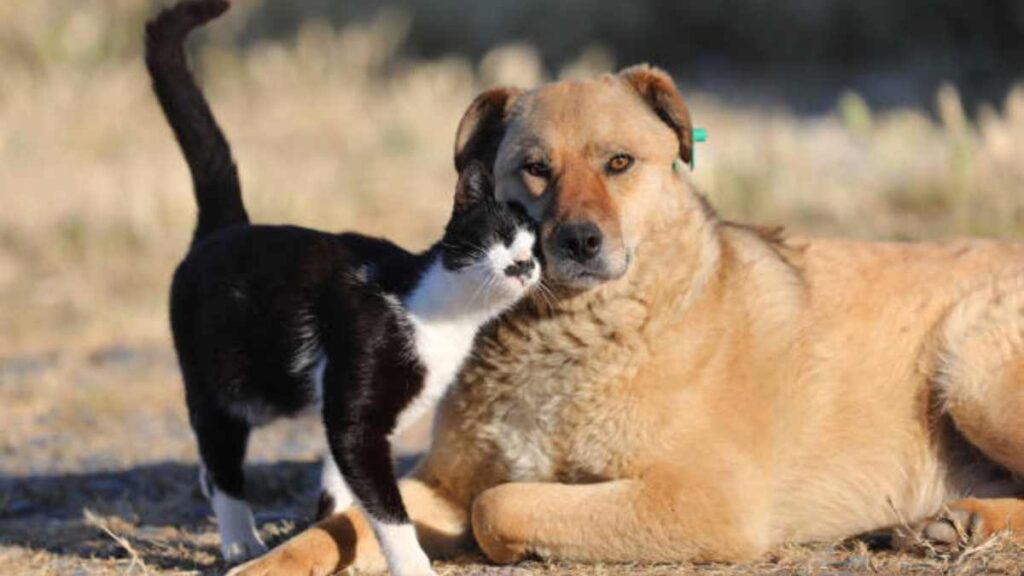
[230,66,1024,575]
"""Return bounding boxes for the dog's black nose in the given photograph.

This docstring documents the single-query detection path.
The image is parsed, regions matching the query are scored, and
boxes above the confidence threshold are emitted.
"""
[504,259,535,279]
[556,222,603,263]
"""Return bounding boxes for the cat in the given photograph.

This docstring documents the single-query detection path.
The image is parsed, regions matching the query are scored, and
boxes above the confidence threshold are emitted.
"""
[145,2,540,573]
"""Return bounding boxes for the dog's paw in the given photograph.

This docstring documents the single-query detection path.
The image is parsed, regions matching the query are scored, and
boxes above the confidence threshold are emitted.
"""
[224,547,305,576]
[892,506,986,552]
[471,487,530,565]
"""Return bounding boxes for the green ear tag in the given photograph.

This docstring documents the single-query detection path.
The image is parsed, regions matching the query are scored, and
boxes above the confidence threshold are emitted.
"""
[689,127,707,170]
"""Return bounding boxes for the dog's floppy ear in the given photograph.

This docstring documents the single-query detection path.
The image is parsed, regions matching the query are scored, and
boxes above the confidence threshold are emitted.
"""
[619,65,693,165]
[454,87,522,172]
[452,160,493,212]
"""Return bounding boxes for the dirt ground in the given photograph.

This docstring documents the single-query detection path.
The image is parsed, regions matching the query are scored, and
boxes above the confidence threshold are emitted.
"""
[1,345,1023,575]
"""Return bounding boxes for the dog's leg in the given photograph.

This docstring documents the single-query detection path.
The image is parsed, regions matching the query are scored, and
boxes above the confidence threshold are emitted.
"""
[225,462,470,576]
[907,277,1024,547]
[938,278,1024,475]
[896,498,1024,549]
[471,468,769,564]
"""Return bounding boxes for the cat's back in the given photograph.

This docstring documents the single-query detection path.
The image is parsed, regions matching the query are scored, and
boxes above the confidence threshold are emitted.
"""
[169,224,417,418]
[179,226,362,281]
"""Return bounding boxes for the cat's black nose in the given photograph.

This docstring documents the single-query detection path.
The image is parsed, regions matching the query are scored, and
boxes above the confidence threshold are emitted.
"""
[504,259,535,280]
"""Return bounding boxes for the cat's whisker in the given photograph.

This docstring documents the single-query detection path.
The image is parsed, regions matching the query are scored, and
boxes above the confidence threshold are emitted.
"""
[468,265,496,306]
[534,281,557,311]
[535,279,560,312]
[469,278,490,307]
[543,282,560,303]
[482,272,500,311]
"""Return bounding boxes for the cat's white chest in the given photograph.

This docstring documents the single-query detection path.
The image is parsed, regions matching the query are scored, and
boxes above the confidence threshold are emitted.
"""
[394,313,479,433]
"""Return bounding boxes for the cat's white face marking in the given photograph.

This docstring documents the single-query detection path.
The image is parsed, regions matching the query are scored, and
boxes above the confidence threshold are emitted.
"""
[406,227,538,321]
[450,228,539,314]
[484,228,540,297]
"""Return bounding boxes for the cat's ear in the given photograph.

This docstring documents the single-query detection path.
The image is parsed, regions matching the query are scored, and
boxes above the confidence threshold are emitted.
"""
[453,160,494,211]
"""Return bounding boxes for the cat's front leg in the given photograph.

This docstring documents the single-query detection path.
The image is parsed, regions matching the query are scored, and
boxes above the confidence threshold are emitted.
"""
[317,353,436,576]
[325,421,435,576]
[316,451,354,520]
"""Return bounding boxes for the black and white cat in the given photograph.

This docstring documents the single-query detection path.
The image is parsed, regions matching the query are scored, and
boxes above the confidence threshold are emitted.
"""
[145,2,540,573]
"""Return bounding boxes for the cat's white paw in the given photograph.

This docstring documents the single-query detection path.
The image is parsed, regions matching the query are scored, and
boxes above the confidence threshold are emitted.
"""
[388,546,436,576]
[221,535,268,564]
[212,491,267,564]
[376,522,436,576]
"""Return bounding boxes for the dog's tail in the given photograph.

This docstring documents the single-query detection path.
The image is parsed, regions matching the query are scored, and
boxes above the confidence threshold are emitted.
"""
[145,0,248,243]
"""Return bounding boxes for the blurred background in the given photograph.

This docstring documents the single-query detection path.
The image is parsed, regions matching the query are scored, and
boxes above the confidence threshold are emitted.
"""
[2,1,1024,573]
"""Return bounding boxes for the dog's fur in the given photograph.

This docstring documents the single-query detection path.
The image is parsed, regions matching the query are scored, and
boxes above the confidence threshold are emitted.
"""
[229,67,1024,575]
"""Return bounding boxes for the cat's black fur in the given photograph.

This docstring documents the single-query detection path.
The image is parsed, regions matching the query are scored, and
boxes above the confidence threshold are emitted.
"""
[146,1,538,568]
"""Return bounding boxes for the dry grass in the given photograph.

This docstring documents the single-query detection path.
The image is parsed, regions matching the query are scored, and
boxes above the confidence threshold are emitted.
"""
[3,2,1024,357]
[2,2,1024,575]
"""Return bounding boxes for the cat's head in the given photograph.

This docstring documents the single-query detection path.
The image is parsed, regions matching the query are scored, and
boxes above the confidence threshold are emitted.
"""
[439,161,541,304]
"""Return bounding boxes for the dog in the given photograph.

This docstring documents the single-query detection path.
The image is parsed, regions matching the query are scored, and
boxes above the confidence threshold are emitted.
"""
[229,65,1024,575]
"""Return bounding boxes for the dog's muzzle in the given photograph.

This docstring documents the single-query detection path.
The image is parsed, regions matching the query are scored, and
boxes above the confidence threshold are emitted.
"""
[545,221,629,289]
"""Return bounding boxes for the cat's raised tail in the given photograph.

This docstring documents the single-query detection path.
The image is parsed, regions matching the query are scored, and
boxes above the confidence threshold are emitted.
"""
[145,0,249,243]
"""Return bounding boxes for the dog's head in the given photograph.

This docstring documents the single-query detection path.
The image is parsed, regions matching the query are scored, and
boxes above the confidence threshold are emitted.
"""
[454,65,694,290]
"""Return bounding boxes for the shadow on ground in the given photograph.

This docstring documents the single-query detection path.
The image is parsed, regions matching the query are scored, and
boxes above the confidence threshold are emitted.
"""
[0,456,421,574]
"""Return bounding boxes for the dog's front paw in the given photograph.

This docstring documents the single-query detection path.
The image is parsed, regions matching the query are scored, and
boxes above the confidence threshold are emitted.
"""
[471,487,530,565]
[892,500,997,552]
[224,547,315,576]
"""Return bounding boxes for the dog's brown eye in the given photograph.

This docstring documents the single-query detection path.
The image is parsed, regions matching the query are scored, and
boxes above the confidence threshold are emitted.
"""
[606,154,634,174]
[522,161,551,179]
